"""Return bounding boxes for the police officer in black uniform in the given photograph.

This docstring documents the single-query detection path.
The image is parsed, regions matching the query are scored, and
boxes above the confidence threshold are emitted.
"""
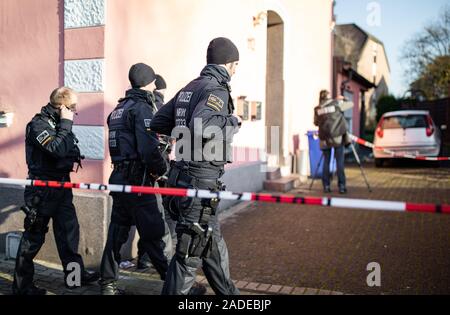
[99,63,169,295]
[136,73,174,270]
[151,37,241,295]
[154,74,167,111]
[13,87,99,295]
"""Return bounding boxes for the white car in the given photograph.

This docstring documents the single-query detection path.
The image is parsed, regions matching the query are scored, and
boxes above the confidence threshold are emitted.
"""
[373,110,441,167]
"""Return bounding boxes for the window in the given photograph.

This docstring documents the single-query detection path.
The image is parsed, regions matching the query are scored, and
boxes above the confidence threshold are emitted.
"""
[254,102,262,121]
[242,100,249,120]
[382,115,428,129]
[0,111,14,128]
[236,96,248,120]
[236,97,263,122]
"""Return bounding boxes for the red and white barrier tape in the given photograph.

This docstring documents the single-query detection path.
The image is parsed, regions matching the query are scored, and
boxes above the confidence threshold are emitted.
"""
[0,178,448,215]
[348,134,450,161]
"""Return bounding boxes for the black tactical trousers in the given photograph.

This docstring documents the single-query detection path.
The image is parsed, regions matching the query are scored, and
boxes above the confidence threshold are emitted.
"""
[99,192,168,283]
[161,178,239,295]
[137,182,175,263]
[13,184,84,294]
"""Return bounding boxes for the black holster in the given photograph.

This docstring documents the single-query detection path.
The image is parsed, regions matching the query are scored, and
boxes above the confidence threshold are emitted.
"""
[176,223,213,260]
[114,160,152,186]
[163,162,196,220]
[22,195,48,234]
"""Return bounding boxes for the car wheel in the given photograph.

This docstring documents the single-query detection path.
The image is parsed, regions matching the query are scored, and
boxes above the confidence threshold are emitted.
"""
[375,158,384,168]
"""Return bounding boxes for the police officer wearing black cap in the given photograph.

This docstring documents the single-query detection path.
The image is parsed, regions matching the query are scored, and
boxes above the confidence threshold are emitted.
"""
[13,87,99,295]
[136,73,176,270]
[151,37,241,295]
[154,74,167,111]
[99,63,169,295]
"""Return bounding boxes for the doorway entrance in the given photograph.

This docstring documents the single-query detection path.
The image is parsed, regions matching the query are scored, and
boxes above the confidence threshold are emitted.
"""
[265,11,285,166]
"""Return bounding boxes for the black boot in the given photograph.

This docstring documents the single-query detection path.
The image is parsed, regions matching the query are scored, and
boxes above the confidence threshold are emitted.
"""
[188,282,207,295]
[137,253,153,270]
[65,269,100,289]
[13,283,47,295]
[323,186,332,193]
[339,186,348,194]
[100,282,125,295]
[81,270,100,284]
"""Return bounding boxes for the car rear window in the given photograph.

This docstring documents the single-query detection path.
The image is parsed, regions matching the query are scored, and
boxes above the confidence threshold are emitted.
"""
[382,115,428,129]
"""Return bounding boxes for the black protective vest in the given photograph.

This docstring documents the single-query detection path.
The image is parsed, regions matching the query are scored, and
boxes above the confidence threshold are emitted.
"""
[316,100,348,141]
[108,98,140,163]
[173,76,234,165]
[174,78,212,127]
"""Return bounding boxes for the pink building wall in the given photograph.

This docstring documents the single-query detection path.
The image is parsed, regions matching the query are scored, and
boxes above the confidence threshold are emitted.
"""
[0,0,107,183]
[1,0,334,183]
[0,0,63,180]
[103,0,334,170]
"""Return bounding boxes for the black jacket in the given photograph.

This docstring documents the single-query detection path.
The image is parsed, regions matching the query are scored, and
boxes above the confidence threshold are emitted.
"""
[25,104,82,178]
[150,65,239,175]
[154,90,165,111]
[314,99,351,149]
[107,88,167,177]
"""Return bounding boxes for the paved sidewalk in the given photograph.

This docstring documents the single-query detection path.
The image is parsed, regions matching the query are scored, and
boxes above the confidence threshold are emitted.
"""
[0,254,342,295]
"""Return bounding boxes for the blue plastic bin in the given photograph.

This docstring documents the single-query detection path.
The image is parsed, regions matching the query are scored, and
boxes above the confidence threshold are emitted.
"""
[307,131,336,179]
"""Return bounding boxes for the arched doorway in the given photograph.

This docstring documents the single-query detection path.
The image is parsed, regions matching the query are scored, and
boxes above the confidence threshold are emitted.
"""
[265,11,285,166]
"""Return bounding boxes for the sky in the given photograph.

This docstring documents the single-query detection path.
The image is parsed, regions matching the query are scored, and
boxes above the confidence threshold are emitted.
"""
[334,0,449,97]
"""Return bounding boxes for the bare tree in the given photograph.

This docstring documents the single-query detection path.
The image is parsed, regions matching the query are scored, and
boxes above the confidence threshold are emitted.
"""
[401,4,450,97]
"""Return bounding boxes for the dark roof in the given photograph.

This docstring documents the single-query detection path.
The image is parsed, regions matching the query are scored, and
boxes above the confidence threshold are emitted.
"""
[345,68,377,89]
[335,56,376,90]
[334,23,391,72]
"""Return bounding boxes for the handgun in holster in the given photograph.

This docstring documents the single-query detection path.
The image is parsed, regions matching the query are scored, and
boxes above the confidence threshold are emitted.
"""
[21,195,48,233]
[21,205,37,227]
[166,162,195,189]
[177,223,213,259]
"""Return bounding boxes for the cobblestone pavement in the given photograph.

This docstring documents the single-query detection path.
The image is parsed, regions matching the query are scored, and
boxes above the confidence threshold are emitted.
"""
[0,253,340,295]
[1,163,448,295]
[222,163,450,295]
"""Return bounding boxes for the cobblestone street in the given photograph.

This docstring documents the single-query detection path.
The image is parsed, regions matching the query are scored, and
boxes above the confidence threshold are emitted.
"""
[222,163,450,295]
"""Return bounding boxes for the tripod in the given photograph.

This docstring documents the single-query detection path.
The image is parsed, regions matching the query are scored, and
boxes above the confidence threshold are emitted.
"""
[309,141,372,193]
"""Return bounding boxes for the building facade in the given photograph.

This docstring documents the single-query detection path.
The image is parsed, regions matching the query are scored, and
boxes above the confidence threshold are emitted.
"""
[334,24,391,130]
[0,0,334,265]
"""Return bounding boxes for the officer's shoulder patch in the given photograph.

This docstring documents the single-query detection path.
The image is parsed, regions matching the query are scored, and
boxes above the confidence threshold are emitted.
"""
[144,119,152,128]
[206,94,225,111]
[36,130,51,145]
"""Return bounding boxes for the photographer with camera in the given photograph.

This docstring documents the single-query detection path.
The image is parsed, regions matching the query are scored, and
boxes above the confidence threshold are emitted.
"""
[314,90,353,194]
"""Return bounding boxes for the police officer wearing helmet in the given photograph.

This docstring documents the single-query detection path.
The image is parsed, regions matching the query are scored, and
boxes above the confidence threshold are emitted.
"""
[13,87,99,295]
[151,37,242,295]
[99,63,168,295]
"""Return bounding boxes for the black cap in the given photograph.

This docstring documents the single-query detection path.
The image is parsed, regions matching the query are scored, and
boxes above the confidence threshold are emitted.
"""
[155,75,167,90]
[129,63,156,88]
[207,37,239,65]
